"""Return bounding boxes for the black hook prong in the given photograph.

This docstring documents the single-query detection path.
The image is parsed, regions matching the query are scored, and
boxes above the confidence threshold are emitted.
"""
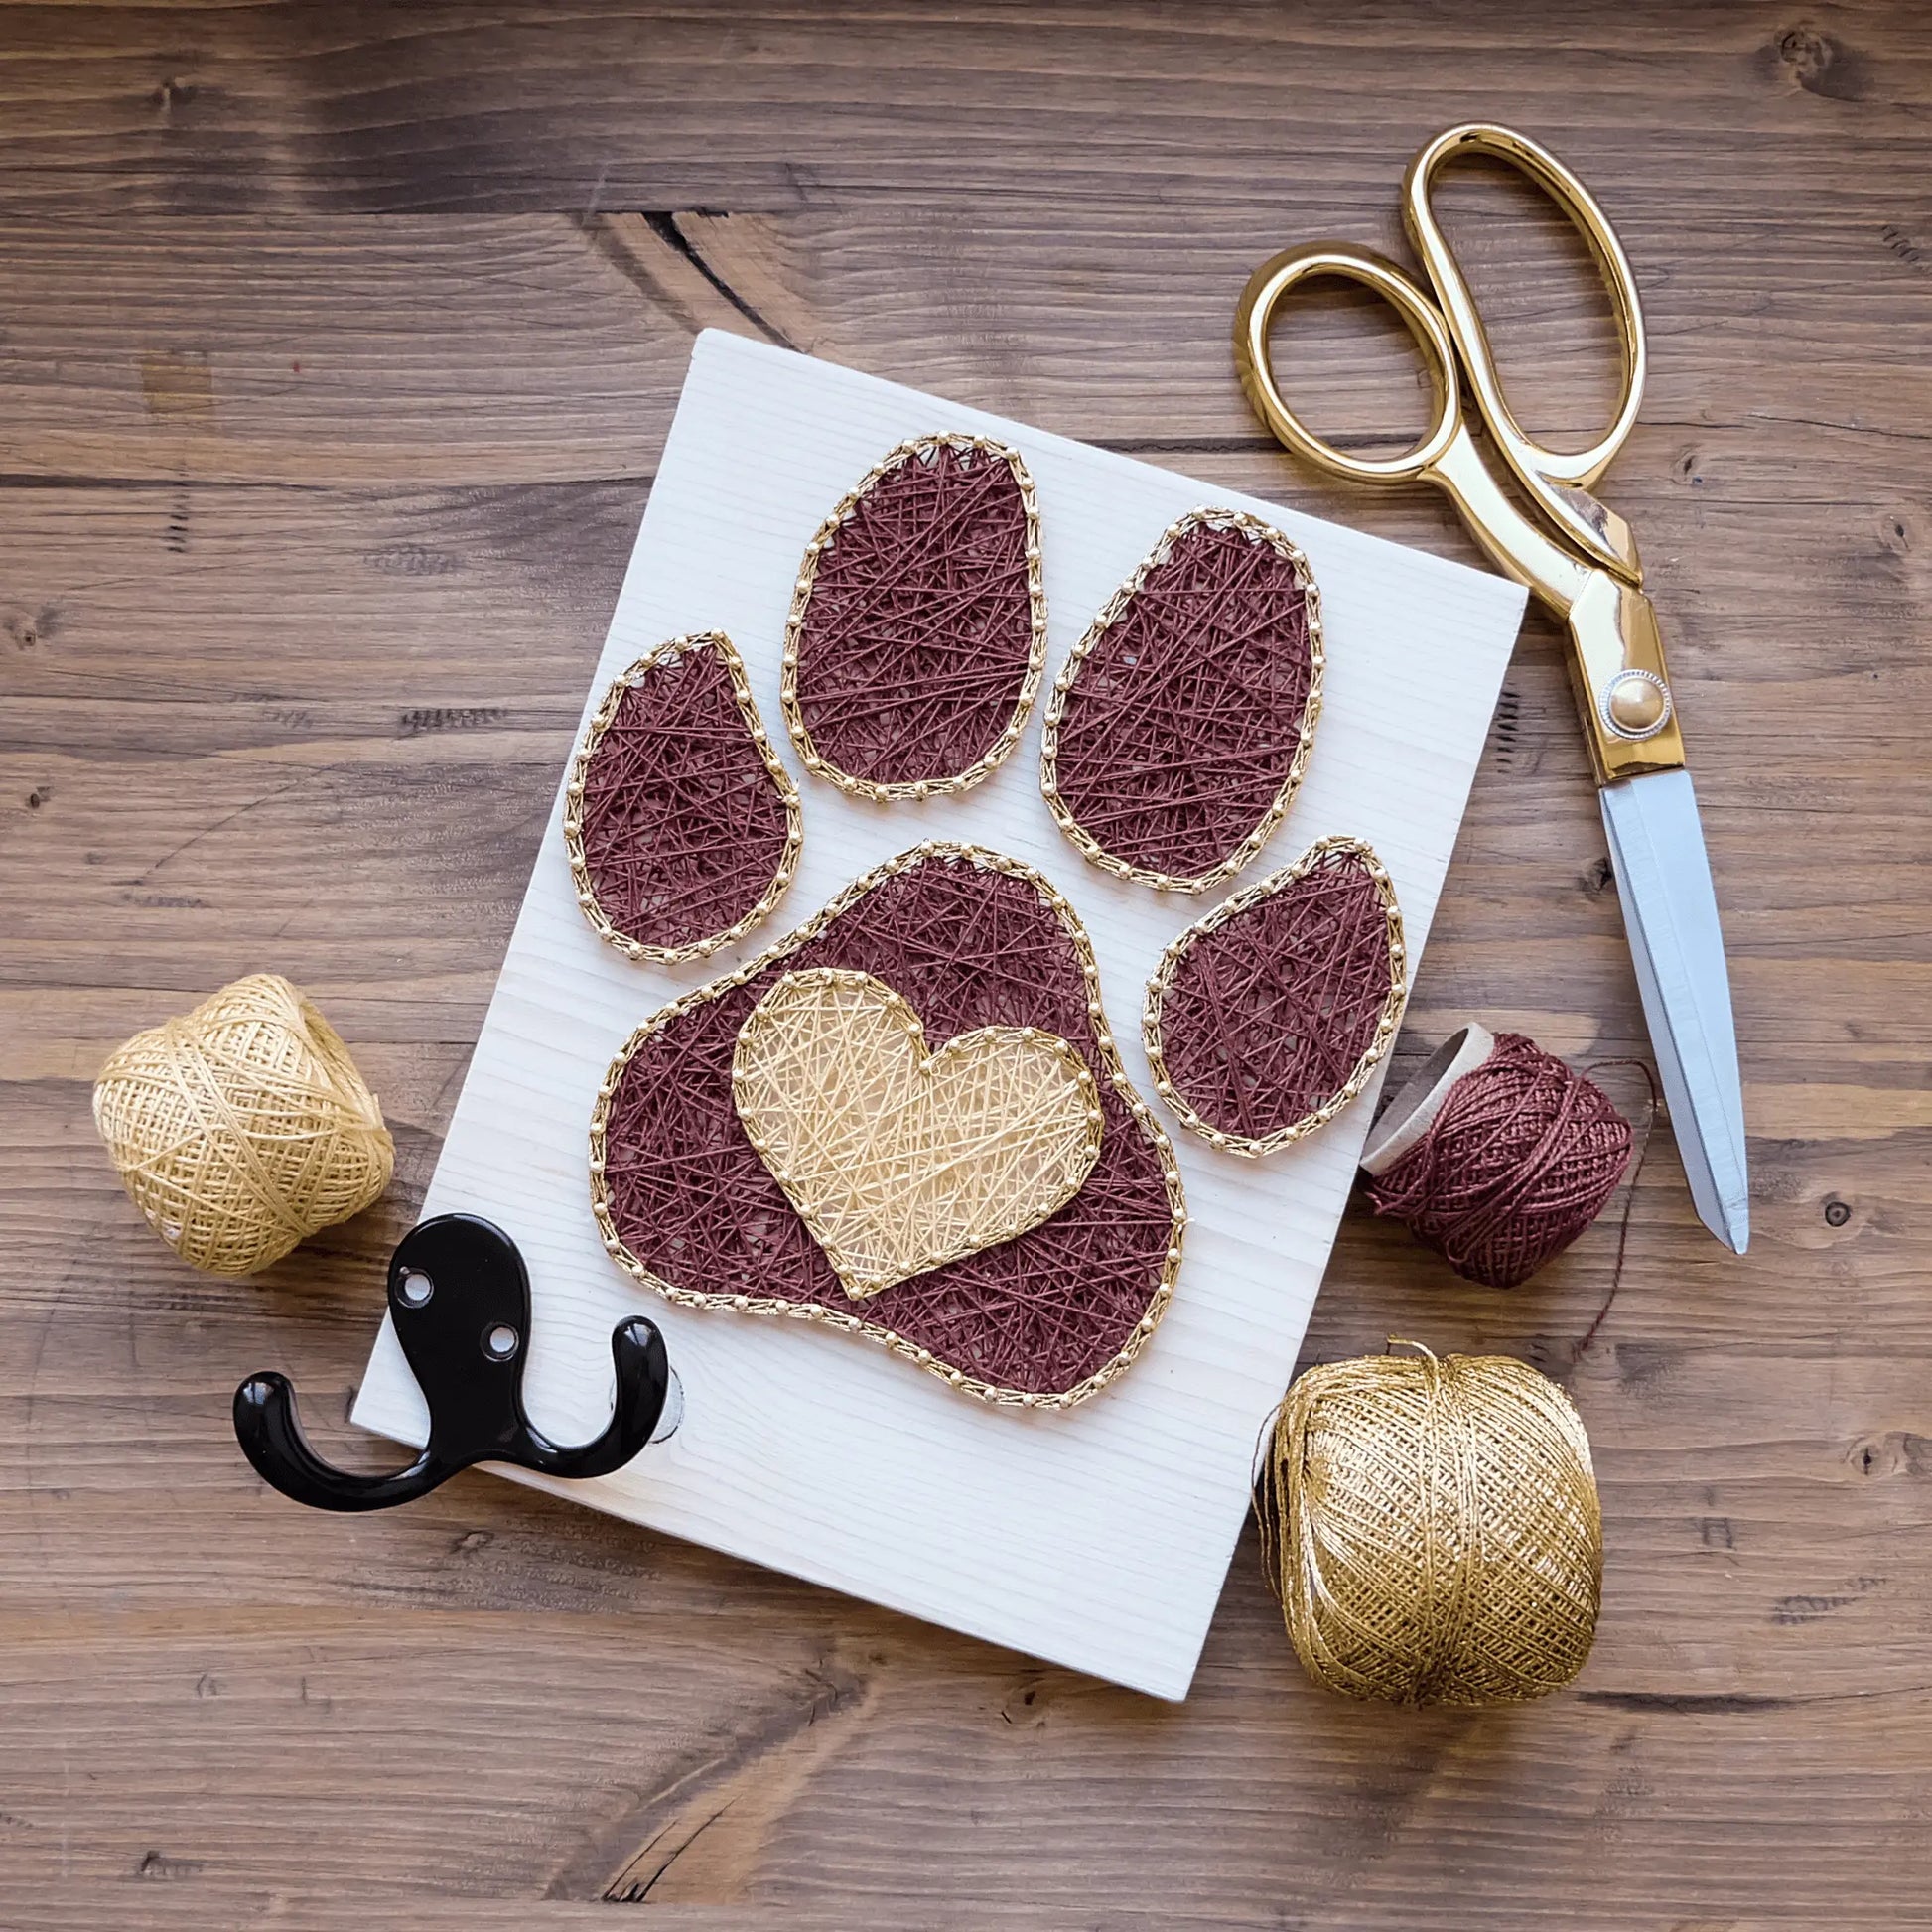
[233,1216,673,1513]
[233,1373,447,1512]
[518,1317,672,1480]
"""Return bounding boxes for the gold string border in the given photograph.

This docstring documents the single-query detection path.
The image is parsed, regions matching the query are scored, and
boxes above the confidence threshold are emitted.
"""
[1039,506,1326,894]
[591,842,1189,1410]
[1143,834,1408,1158]
[563,630,805,965]
[780,434,1049,802]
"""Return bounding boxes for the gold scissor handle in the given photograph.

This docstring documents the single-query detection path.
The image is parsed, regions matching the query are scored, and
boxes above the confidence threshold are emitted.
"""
[1235,237,1685,783]
[1405,123,1647,581]
[1237,240,1597,617]
[1234,243,1463,487]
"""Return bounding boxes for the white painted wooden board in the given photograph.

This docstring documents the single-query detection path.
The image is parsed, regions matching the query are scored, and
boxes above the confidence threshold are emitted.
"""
[354,331,1527,1699]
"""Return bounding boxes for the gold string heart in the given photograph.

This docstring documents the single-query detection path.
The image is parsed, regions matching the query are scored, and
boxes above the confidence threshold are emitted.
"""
[731,968,1104,1300]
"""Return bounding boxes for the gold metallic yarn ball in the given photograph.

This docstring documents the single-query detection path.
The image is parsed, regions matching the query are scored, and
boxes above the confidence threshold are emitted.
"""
[92,974,394,1277]
[1262,1342,1601,1707]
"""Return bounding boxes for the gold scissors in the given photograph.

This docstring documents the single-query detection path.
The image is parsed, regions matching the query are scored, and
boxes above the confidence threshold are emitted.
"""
[1235,123,1747,1251]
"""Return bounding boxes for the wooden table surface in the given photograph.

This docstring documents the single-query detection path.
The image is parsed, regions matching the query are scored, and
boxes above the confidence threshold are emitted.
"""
[3,5,1928,1926]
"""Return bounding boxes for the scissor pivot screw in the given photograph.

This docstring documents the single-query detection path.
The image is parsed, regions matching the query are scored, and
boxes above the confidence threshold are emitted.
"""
[1602,669,1672,740]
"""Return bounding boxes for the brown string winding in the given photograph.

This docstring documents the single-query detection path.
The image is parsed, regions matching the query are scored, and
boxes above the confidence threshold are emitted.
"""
[565,633,801,962]
[1363,1033,1635,1290]
[1042,509,1322,892]
[783,437,1045,798]
[592,847,1187,1408]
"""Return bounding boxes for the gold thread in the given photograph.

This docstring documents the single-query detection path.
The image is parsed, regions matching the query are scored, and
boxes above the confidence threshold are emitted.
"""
[563,630,804,964]
[1039,506,1326,894]
[1143,835,1407,1157]
[92,974,394,1276]
[1258,1344,1602,1706]
[591,843,1188,1410]
[780,435,1049,801]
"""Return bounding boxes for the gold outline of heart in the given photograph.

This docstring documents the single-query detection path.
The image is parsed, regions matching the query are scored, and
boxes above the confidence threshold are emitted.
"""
[731,966,1105,1300]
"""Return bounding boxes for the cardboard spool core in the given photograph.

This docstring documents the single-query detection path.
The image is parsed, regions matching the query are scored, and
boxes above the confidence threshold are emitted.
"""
[1359,1023,1496,1177]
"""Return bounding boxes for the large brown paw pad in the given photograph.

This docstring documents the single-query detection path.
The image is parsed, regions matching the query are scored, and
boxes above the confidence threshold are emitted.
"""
[593,846,1185,1408]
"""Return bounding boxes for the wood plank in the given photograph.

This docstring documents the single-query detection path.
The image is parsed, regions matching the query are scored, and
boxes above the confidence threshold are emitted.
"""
[339,332,1527,1699]
[0,1,1927,215]
[2,193,1927,482]
[0,1588,1930,1919]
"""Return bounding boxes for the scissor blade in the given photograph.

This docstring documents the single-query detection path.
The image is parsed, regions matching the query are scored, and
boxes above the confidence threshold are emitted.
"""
[1598,768,1749,1252]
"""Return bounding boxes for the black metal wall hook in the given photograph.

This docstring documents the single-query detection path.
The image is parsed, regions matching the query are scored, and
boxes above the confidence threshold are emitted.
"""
[234,1213,676,1512]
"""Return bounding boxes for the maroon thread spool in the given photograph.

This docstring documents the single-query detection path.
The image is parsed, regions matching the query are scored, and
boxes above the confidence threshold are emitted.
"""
[1360,1025,1634,1289]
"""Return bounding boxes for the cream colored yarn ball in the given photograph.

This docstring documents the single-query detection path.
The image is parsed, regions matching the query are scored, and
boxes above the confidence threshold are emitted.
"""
[1263,1342,1601,1707]
[92,974,394,1276]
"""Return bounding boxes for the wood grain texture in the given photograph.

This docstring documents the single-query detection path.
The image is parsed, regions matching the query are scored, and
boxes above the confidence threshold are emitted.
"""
[1,0,1929,1923]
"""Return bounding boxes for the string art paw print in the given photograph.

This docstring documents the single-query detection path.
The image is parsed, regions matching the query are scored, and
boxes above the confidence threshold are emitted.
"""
[575,439,1403,1406]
